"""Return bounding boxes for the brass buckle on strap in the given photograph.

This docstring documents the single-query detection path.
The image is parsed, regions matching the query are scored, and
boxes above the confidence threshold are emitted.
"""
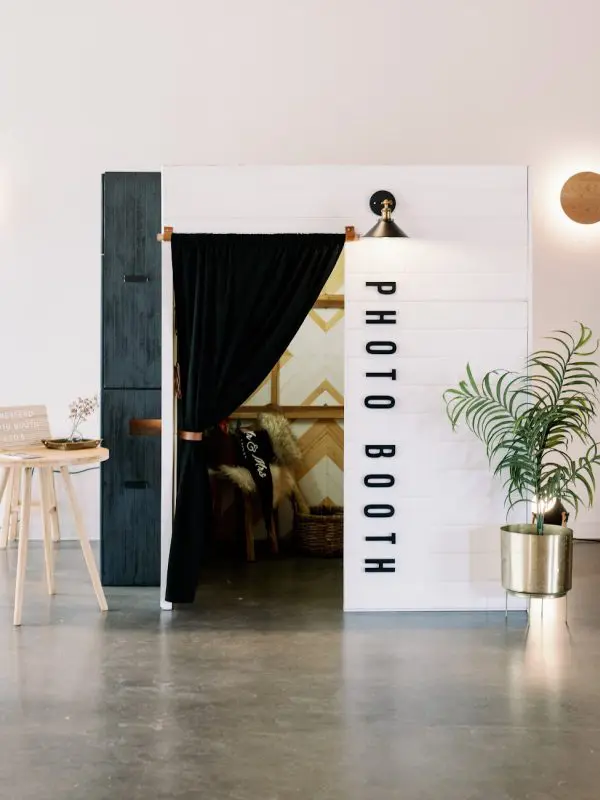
[178,431,203,442]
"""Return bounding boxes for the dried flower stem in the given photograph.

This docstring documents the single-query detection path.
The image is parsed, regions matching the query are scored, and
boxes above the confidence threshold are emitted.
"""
[68,394,99,441]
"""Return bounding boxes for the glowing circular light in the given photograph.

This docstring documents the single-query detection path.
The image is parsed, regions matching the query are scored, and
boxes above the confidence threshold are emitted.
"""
[560,171,600,224]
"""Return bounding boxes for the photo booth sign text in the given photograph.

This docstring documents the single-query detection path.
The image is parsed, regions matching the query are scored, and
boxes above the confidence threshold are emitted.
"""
[0,406,51,450]
[343,238,529,611]
[344,242,402,610]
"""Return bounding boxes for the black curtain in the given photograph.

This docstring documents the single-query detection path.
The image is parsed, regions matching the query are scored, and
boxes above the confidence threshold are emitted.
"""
[166,233,345,602]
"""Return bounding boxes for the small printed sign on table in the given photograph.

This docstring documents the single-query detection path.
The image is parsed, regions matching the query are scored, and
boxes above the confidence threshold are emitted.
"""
[0,406,51,451]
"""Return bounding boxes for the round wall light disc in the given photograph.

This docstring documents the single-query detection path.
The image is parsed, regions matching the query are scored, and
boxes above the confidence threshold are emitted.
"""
[560,171,600,224]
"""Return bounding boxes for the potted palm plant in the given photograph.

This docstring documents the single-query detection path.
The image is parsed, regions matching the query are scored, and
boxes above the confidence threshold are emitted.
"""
[443,323,600,598]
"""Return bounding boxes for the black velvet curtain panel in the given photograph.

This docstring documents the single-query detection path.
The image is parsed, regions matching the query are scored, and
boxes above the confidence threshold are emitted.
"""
[166,233,345,602]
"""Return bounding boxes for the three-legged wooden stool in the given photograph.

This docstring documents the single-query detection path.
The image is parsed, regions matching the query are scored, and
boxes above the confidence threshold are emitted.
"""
[0,447,109,626]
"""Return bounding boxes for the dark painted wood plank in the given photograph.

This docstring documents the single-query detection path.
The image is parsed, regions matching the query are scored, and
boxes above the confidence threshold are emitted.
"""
[102,172,161,389]
[101,388,161,586]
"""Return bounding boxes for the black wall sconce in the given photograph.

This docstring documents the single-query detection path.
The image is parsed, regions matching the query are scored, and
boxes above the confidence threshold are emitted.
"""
[364,191,408,238]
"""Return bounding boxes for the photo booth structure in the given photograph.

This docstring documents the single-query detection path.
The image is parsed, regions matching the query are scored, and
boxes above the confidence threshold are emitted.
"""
[158,166,530,611]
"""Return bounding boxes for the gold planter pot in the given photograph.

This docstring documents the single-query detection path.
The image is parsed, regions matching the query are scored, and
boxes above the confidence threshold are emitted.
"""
[501,524,573,598]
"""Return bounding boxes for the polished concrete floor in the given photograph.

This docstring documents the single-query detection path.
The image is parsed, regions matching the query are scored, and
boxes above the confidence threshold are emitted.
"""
[1,544,600,799]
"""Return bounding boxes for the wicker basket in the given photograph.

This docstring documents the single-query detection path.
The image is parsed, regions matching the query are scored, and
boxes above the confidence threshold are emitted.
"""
[295,505,343,557]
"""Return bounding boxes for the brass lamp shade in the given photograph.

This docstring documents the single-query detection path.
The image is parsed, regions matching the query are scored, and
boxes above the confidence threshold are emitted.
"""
[364,193,408,238]
[364,217,408,238]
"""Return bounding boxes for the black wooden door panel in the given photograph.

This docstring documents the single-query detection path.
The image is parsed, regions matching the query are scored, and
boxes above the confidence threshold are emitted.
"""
[101,389,161,586]
[102,172,161,389]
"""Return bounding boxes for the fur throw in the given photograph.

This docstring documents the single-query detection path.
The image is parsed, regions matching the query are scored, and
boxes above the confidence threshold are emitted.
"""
[218,463,302,509]
[257,412,303,468]
[213,412,310,513]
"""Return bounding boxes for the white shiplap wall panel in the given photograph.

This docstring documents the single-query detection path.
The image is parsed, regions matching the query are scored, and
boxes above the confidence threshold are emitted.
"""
[343,240,528,274]
[345,439,491,472]
[345,301,528,331]
[344,234,529,612]
[163,166,526,224]
[345,272,528,302]
[346,356,525,388]
[163,166,527,243]
[346,329,527,360]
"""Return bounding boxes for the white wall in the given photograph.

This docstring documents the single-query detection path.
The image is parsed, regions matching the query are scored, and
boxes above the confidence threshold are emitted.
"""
[2,0,600,539]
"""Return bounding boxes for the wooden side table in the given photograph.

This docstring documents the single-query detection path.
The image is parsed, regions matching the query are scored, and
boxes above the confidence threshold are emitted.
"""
[0,447,109,626]
[0,466,62,547]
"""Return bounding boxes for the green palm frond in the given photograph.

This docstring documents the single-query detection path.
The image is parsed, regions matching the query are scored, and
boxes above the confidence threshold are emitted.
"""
[443,323,600,533]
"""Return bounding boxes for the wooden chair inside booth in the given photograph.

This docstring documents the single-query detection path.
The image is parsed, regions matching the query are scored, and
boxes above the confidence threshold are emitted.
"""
[238,466,298,562]
[211,463,303,562]
[0,406,61,549]
[207,414,309,562]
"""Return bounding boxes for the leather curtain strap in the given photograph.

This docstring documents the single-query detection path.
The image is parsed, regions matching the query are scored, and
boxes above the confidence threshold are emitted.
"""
[178,431,203,441]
